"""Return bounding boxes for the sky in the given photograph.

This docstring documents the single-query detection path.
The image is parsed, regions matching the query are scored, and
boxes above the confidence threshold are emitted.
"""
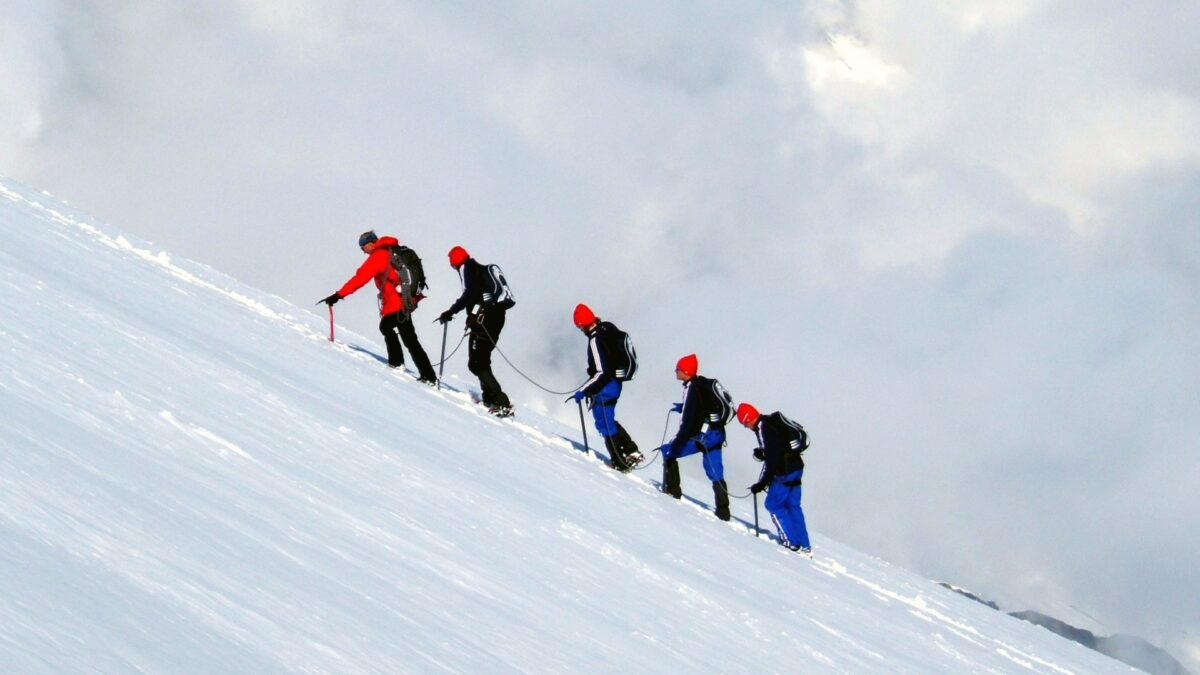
[2,0,1199,668]
[0,177,1140,673]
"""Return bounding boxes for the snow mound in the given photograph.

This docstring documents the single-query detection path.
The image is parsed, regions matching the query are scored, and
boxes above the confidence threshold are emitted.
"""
[0,179,1135,673]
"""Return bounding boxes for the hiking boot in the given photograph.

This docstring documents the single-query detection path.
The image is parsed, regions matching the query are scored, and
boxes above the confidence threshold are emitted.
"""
[623,451,644,469]
[614,424,640,456]
[713,480,731,521]
[418,377,438,386]
[487,404,514,418]
[790,546,813,558]
[662,459,682,499]
[604,437,632,473]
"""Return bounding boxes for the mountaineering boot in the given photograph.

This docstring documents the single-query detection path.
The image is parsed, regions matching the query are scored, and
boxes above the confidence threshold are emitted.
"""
[604,436,631,473]
[614,424,643,469]
[623,449,644,470]
[488,403,514,418]
[713,480,731,521]
[663,459,682,499]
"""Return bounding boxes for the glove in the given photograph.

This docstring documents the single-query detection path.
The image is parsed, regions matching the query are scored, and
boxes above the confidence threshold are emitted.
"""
[752,447,765,462]
[573,390,587,404]
[437,310,455,324]
[749,480,768,495]
[670,402,683,413]
[658,443,674,461]
[321,293,341,306]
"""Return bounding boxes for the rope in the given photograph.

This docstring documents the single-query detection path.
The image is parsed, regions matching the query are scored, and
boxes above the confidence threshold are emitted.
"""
[476,320,588,396]
[631,408,675,472]
[727,459,759,500]
[634,447,661,471]
[433,331,467,367]
[472,313,753,499]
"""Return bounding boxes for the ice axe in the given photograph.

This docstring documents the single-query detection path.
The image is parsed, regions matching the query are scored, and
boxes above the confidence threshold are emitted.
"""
[572,397,592,458]
[437,322,448,390]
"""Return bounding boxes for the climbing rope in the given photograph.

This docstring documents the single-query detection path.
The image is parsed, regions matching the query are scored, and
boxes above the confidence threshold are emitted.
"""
[631,408,676,472]
[433,330,467,368]
[476,321,588,396]
[474,314,753,498]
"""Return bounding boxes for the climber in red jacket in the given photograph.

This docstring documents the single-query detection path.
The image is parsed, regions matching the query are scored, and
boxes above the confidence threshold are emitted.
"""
[321,230,438,384]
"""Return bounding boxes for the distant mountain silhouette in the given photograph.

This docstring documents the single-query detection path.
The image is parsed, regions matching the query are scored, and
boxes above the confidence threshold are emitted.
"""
[939,584,1190,675]
[1011,612,1190,675]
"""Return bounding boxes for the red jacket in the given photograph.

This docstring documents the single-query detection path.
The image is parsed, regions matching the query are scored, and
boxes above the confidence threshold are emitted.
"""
[337,236,405,316]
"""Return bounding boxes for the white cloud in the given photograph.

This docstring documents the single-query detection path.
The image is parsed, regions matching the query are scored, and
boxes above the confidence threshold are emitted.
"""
[2,2,1198,670]
[955,0,1040,32]
[805,32,908,90]
[0,5,63,149]
[234,0,347,46]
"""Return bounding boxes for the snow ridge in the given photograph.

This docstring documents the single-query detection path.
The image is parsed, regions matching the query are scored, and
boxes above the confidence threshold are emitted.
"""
[0,178,1135,673]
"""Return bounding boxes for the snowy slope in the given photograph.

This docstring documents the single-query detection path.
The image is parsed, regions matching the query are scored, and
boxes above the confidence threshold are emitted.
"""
[0,178,1137,674]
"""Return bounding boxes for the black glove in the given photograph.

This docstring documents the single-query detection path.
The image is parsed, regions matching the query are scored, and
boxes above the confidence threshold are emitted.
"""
[749,480,768,495]
[321,293,341,306]
[437,310,455,324]
[752,447,765,462]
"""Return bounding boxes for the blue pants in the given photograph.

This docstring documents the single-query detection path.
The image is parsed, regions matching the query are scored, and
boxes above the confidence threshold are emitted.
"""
[765,469,809,550]
[665,429,725,481]
[590,380,623,438]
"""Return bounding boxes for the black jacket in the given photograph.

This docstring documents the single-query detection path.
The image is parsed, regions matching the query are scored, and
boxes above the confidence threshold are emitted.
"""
[755,412,805,484]
[668,375,727,454]
[447,258,489,317]
[579,321,628,397]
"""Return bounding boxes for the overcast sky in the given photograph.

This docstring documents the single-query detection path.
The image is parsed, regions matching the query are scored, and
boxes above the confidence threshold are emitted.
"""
[3,0,1199,668]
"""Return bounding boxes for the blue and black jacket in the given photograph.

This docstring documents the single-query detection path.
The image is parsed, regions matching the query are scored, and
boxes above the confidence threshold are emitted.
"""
[755,412,806,484]
[667,375,728,455]
[579,321,630,397]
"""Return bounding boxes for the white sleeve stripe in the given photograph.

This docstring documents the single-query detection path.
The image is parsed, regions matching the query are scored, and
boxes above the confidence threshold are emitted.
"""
[580,336,605,391]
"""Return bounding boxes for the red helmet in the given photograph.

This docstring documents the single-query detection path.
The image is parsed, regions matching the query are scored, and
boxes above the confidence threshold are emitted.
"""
[448,246,469,267]
[675,353,698,379]
[573,304,596,328]
[736,402,761,427]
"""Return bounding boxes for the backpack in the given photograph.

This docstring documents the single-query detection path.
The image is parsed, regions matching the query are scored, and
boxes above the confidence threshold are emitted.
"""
[707,379,734,426]
[605,325,638,381]
[778,413,810,453]
[388,245,427,312]
[481,263,516,309]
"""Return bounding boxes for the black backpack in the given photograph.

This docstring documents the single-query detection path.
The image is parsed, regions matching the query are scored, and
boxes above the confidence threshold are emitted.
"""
[388,245,427,312]
[606,325,638,381]
[481,264,516,309]
[707,379,734,426]
[778,413,810,453]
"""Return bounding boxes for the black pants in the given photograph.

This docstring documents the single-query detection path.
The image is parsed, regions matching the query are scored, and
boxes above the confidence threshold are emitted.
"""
[379,312,437,381]
[468,307,510,407]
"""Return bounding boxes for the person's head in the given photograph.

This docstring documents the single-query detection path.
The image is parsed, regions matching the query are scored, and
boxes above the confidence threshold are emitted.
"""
[736,402,761,429]
[448,245,469,269]
[675,353,698,382]
[573,304,598,331]
[358,230,379,253]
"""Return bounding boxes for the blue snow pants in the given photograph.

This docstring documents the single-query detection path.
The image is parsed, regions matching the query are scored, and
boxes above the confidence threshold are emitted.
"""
[765,469,810,550]
[590,380,623,438]
[665,429,726,481]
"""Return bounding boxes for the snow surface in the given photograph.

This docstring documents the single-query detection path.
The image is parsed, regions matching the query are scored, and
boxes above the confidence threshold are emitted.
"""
[0,178,1137,673]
